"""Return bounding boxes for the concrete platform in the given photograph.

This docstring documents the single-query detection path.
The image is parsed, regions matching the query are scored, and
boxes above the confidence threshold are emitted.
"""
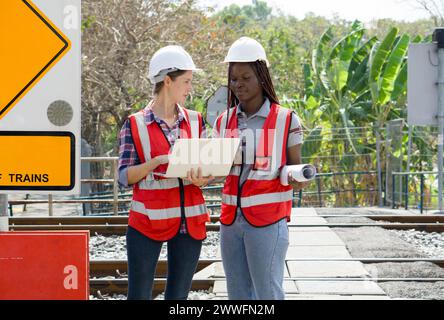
[289,227,332,232]
[196,261,291,279]
[285,294,391,300]
[291,208,319,216]
[213,280,299,295]
[286,246,352,258]
[287,261,370,278]
[295,280,386,295]
[206,207,389,300]
[289,217,328,226]
[288,231,345,246]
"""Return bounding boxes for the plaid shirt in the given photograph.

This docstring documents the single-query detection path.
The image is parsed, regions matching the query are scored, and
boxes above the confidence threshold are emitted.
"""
[118,103,207,234]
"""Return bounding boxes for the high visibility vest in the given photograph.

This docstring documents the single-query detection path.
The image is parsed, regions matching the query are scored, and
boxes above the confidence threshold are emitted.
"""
[128,106,209,241]
[216,103,293,227]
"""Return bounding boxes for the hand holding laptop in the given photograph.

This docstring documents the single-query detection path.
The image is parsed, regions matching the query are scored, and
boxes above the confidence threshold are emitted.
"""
[165,138,241,178]
[185,167,214,187]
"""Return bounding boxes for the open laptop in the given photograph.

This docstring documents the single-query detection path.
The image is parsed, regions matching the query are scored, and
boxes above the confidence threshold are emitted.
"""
[164,138,241,178]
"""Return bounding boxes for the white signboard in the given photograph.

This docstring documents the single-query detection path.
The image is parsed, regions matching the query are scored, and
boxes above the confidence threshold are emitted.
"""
[0,0,81,194]
[408,43,438,126]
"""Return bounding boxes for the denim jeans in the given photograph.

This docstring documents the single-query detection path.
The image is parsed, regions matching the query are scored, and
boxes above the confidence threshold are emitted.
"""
[126,226,202,300]
[220,212,289,300]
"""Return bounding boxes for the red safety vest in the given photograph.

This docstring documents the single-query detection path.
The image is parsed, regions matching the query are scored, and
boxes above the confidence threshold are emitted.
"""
[216,103,294,227]
[128,106,209,241]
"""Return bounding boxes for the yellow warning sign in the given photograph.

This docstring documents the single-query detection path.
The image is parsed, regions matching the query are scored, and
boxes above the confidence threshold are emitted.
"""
[0,0,71,120]
[0,133,74,190]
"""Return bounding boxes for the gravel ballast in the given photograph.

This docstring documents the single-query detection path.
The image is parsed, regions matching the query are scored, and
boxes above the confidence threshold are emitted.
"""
[315,208,444,299]
[90,231,220,260]
[390,230,444,258]
[91,290,216,300]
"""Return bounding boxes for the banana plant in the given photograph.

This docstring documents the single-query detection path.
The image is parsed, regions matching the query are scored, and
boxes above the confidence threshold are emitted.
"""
[310,21,372,155]
[368,27,410,127]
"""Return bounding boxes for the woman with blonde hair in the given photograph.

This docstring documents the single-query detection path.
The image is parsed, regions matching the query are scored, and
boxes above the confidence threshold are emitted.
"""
[118,45,212,300]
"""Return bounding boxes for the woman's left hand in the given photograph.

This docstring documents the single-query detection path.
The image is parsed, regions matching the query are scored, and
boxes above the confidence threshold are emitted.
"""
[288,172,311,191]
[186,168,214,187]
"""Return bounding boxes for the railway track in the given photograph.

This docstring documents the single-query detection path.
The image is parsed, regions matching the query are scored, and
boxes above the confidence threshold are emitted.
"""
[90,258,444,278]
[7,214,444,297]
[7,214,444,234]
[90,278,215,296]
[89,257,444,296]
[9,214,444,225]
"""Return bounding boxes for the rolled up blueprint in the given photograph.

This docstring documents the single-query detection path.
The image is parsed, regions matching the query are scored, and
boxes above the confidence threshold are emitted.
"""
[280,164,316,185]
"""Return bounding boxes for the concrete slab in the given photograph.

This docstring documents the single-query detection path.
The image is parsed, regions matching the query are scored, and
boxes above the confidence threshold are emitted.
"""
[213,280,227,294]
[210,295,228,300]
[287,261,370,278]
[213,262,225,278]
[285,294,390,300]
[288,231,345,246]
[296,281,387,295]
[289,227,332,232]
[284,280,299,294]
[286,246,352,258]
[211,280,298,295]
[289,217,327,226]
[193,264,216,280]
[284,264,290,278]
[291,208,318,217]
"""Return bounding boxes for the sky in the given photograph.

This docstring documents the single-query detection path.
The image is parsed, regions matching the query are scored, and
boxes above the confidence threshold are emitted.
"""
[199,0,432,22]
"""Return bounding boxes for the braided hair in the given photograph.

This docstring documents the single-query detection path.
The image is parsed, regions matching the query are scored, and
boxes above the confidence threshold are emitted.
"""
[227,60,280,109]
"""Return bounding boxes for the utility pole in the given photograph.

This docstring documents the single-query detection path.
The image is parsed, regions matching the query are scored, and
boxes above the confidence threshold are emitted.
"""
[433,28,444,211]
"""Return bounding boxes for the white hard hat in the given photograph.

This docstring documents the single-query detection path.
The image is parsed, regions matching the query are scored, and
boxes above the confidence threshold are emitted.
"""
[223,37,269,66]
[148,45,200,84]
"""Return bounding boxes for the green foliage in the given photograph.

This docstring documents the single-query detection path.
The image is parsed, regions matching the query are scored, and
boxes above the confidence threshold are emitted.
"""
[81,15,96,32]
[83,0,439,206]
[213,1,272,29]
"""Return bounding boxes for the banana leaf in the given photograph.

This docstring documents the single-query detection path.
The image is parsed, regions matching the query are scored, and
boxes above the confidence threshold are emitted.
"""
[378,34,410,105]
[369,27,399,104]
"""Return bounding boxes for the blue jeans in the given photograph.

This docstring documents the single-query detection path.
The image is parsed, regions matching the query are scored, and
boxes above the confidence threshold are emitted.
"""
[126,226,202,300]
[221,213,289,300]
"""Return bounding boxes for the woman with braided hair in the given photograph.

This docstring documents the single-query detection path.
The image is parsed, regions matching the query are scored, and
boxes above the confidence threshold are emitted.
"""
[213,37,310,300]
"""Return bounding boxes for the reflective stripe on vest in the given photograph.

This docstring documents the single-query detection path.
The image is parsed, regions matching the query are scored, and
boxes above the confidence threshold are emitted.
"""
[217,103,293,226]
[133,112,154,181]
[186,108,200,139]
[128,106,208,240]
[246,108,290,180]
[222,190,293,208]
[138,178,193,190]
[131,200,207,220]
[219,108,229,138]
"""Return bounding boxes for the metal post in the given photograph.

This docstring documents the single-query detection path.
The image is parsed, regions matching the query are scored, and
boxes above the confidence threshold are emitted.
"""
[298,190,302,208]
[48,195,53,216]
[386,125,391,207]
[383,171,387,206]
[113,158,119,215]
[405,174,409,210]
[434,28,444,211]
[406,126,413,211]
[420,174,425,214]
[316,177,323,207]
[0,194,8,232]
[439,48,444,211]
[376,124,383,207]
[392,174,396,209]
